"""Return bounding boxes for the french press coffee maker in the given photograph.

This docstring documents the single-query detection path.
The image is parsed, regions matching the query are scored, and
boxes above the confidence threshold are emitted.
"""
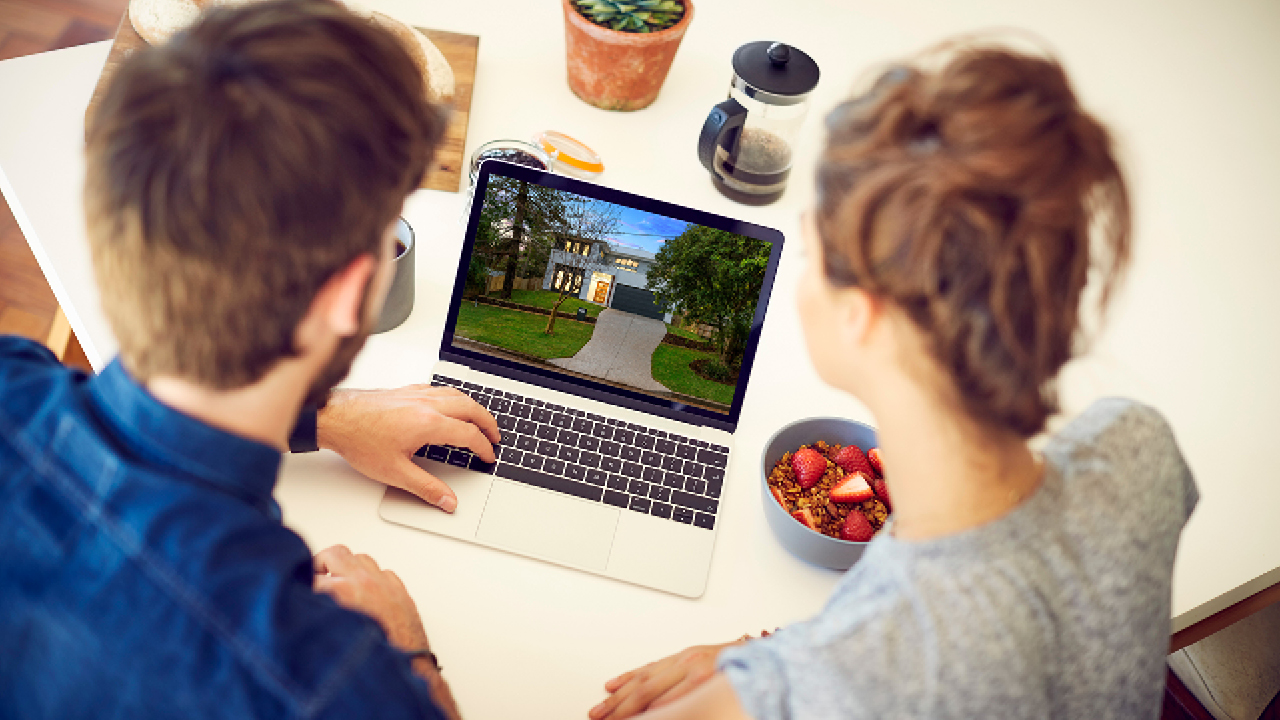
[698,42,820,205]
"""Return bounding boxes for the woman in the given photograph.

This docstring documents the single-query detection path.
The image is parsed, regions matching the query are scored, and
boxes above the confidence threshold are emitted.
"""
[589,43,1197,720]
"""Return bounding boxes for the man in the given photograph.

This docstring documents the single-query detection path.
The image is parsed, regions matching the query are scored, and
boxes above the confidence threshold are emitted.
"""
[0,0,494,716]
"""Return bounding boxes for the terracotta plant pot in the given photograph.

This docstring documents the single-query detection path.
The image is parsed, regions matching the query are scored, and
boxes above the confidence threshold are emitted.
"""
[561,0,694,111]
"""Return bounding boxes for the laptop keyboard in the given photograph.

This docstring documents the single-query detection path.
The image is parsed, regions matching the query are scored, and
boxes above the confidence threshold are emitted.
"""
[418,375,729,530]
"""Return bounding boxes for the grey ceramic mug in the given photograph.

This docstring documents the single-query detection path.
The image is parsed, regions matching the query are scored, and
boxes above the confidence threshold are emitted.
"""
[374,217,415,334]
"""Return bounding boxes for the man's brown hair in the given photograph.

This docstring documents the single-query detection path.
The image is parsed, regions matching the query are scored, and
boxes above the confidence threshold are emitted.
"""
[85,0,446,387]
[817,44,1131,437]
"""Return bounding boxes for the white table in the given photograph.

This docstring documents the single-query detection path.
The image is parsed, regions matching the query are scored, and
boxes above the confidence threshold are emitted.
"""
[4,0,1280,716]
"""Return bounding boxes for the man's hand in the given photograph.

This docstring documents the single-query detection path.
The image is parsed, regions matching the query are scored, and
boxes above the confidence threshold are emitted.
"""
[589,642,743,720]
[313,545,461,720]
[317,385,500,513]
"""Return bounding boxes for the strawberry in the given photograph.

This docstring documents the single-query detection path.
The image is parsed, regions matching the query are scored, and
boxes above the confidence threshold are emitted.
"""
[840,510,875,542]
[791,507,817,530]
[871,477,892,512]
[770,486,790,512]
[867,448,884,477]
[833,445,874,478]
[791,448,827,489]
[830,471,874,503]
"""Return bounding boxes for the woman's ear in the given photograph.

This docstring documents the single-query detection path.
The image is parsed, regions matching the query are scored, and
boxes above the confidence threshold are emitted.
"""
[840,286,882,350]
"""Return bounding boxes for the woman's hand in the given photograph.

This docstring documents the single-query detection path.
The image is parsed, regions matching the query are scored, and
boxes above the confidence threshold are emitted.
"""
[590,641,743,720]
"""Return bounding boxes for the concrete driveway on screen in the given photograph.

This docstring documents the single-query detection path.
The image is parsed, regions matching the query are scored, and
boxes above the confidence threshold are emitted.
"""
[549,309,671,393]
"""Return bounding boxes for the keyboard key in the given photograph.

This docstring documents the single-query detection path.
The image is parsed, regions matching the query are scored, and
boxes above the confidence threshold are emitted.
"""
[587,413,604,421]
[669,434,688,444]
[627,423,642,431]
[557,429,579,446]
[496,415,517,431]
[696,449,729,468]
[537,441,558,457]
[579,451,601,468]
[675,444,696,460]
[585,468,607,485]
[568,409,583,417]
[693,440,708,449]
[463,382,481,391]
[710,443,730,454]
[536,425,559,441]
[551,413,571,429]
[558,446,580,464]
[592,423,614,440]
[655,439,676,455]
[661,456,683,472]
[641,467,663,483]
[628,496,651,513]
[685,478,707,495]
[572,417,593,433]
[599,441,621,457]
[670,489,718,514]
[469,455,496,474]
[507,392,523,401]
[578,435,601,452]
[546,403,564,412]
[530,399,544,407]
[649,485,672,503]
[635,434,655,451]
[620,446,641,462]
[532,408,553,423]
[512,403,532,419]
[650,501,673,519]
[693,513,715,530]
[491,398,512,414]
[606,475,629,491]
[684,463,704,479]
[622,462,643,479]
[447,450,471,468]
[706,478,723,498]
[415,444,430,457]
[603,490,629,508]
[516,419,537,435]
[607,419,621,426]
[500,447,523,464]
[614,429,636,445]
[426,445,450,462]
[652,430,668,439]
[601,457,622,473]
[472,395,491,409]
[516,435,538,452]
[663,472,684,489]
[640,450,662,467]
[628,479,649,496]
[521,454,544,471]
[496,464,603,503]
[543,458,566,475]
[704,467,725,484]
[672,507,694,524]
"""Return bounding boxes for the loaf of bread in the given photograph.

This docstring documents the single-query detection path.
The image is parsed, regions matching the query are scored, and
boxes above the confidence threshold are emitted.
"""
[127,0,455,102]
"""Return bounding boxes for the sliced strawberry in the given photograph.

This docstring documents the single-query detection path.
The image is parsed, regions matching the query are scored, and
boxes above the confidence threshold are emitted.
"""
[791,448,827,489]
[871,477,892,512]
[770,486,790,512]
[833,445,874,477]
[830,471,874,503]
[840,510,875,542]
[867,448,884,477]
[791,507,817,530]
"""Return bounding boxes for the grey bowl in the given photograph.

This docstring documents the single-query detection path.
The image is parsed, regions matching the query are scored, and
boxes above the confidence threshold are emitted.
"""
[760,417,881,570]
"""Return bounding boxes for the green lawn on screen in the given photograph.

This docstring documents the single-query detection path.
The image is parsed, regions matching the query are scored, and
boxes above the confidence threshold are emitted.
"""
[504,289,603,319]
[651,344,735,407]
[455,303,593,360]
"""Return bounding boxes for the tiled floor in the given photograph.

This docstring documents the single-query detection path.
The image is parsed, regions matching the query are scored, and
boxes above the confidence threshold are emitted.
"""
[0,0,126,348]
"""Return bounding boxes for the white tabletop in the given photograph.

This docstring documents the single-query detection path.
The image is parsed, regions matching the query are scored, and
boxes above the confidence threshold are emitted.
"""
[4,1,1280,716]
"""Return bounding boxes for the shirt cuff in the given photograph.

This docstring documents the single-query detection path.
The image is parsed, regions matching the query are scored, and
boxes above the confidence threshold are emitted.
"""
[717,638,789,719]
[288,405,319,453]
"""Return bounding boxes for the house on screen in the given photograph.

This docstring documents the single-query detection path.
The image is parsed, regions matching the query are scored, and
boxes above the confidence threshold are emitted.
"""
[541,236,673,322]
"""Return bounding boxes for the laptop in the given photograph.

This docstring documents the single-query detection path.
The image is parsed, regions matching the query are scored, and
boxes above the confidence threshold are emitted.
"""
[379,160,783,597]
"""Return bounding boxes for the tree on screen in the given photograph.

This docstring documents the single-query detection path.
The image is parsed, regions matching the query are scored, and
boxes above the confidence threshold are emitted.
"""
[544,195,621,334]
[647,226,770,368]
[472,176,571,299]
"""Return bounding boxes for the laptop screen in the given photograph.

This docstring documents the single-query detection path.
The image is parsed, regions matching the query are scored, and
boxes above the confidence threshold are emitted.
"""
[439,161,784,432]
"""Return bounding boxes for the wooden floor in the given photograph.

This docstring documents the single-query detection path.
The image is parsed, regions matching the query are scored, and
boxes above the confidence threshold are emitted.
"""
[0,0,127,349]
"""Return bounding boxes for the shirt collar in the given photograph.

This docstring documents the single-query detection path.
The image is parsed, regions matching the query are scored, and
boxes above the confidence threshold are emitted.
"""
[89,358,282,503]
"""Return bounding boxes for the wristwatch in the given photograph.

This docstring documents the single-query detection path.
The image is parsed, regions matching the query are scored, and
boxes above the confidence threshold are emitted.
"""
[288,405,319,453]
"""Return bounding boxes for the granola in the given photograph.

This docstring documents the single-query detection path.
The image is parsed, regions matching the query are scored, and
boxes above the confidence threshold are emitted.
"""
[768,440,889,540]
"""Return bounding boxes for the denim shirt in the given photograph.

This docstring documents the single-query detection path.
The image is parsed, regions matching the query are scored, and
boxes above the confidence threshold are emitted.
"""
[0,336,445,719]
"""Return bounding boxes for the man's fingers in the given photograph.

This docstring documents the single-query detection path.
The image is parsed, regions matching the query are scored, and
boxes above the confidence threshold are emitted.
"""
[433,416,498,462]
[355,553,381,572]
[430,393,501,444]
[313,544,358,576]
[393,457,460,513]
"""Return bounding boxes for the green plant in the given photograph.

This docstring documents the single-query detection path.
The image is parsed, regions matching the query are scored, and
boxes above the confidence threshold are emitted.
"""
[574,0,685,33]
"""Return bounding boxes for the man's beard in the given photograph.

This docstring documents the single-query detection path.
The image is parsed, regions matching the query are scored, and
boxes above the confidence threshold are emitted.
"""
[302,283,377,409]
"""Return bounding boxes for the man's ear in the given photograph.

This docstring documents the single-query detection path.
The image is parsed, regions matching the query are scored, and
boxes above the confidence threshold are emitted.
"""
[298,254,377,349]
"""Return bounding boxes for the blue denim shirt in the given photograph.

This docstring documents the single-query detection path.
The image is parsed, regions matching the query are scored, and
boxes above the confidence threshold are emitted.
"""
[0,336,445,719]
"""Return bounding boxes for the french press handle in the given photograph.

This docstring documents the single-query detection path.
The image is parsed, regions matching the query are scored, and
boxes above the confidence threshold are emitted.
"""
[698,98,748,172]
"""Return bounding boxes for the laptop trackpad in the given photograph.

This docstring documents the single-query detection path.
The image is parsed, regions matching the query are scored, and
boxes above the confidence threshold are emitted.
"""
[476,480,619,571]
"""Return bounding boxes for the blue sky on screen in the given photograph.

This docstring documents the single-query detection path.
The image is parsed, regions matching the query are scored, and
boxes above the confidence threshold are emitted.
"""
[601,203,691,254]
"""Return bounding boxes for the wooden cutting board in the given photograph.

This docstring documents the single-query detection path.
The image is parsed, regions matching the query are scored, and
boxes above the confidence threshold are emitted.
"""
[85,11,479,193]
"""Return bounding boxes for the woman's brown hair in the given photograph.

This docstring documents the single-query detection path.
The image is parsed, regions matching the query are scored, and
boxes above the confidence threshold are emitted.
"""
[817,44,1131,437]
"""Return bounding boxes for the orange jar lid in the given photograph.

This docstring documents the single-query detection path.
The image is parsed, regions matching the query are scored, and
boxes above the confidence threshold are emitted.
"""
[534,131,604,176]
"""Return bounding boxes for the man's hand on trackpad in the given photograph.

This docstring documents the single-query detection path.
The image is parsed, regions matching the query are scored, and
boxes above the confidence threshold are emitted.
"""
[317,385,500,513]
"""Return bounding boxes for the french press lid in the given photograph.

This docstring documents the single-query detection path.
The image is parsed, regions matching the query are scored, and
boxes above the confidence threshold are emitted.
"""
[731,41,820,106]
